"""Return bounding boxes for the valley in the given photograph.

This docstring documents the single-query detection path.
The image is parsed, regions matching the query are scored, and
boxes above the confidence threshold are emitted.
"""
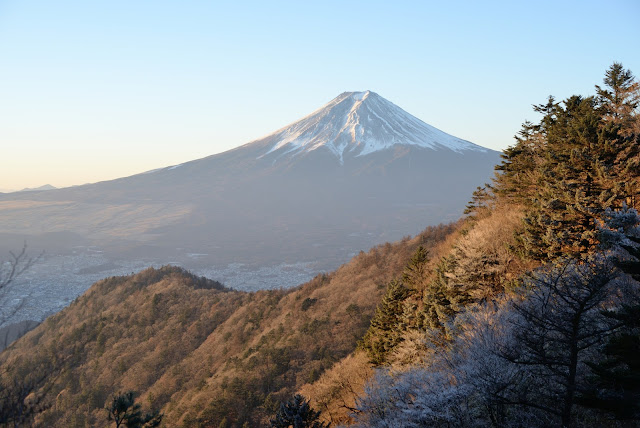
[0,91,498,326]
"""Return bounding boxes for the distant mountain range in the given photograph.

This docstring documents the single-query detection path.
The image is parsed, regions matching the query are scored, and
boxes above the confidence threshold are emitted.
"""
[0,184,56,194]
[0,91,500,302]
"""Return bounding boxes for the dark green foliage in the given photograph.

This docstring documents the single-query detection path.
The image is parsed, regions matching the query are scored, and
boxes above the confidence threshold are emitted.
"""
[521,95,610,259]
[270,394,328,428]
[596,62,640,135]
[360,242,480,362]
[493,98,557,203]
[402,245,429,289]
[579,303,640,420]
[612,131,640,209]
[464,185,493,215]
[493,135,537,201]
[353,63,640,425]
[360,280,410,365]
[597,64,640,209]
[489,64,640,261]
[106,391,162,428]
[579,243,640,420]
[360,248,465,362]
[301,298,317,311]
[420,256,457,333]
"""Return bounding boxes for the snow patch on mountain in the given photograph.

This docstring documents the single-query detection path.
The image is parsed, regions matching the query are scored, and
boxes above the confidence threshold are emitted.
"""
[259,91,487,163]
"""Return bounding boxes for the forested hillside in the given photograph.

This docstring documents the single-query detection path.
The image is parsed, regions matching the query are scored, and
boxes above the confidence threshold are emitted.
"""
[314,63,640,427]
[0,224,456,427]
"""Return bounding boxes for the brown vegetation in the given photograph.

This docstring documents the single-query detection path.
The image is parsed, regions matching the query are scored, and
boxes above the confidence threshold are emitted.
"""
[0,224,456,427]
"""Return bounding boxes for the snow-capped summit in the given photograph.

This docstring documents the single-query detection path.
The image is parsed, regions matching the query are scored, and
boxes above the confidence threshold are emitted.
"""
[259,91,486,163]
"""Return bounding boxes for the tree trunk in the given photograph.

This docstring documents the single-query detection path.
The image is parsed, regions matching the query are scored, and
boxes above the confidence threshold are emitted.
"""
[562,311,582,427]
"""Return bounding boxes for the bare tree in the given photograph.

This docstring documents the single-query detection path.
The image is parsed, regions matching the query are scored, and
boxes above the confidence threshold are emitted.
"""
[0,243,44,427]
[0,243,39,290]
[0,243,41,326]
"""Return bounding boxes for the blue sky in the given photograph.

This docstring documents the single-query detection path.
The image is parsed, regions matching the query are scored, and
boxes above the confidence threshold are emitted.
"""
[1,0,639,189]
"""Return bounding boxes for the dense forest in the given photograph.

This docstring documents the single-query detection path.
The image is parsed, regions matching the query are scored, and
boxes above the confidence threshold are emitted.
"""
[1,63,639,427]
[346,63,640,427]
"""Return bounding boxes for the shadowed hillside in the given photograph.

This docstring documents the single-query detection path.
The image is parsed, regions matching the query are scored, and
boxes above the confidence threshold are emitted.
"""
[0,224,457,427]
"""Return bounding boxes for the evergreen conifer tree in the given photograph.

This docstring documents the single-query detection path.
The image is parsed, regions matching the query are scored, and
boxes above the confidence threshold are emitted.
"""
[360,279,409,365]
[579,303,640,420]
[524,95,610,259]
[596,62,640,135]
[596,64,640,208]
[106,391,162,428]
[270,394,328,428]
[489,64,639,261]
[503,256,623,427]
[578,206,640,420]
[402,246,429,289]
[420,256,457,333]
[464,185,493,215]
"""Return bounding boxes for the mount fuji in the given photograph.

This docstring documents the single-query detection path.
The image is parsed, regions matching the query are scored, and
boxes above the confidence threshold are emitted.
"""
[0,91,500,320]
[259,90,487,162]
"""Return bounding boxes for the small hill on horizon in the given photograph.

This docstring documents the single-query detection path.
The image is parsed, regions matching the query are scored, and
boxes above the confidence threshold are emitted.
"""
[19,184,57,192]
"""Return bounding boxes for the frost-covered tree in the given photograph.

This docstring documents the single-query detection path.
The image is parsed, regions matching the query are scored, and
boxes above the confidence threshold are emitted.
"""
[502,256,628,427]
[354,252,637,427]
[354,368,477,428]
[353,300,548,427]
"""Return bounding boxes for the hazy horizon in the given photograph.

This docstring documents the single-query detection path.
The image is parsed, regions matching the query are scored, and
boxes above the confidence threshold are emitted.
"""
[1,0,639,189]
